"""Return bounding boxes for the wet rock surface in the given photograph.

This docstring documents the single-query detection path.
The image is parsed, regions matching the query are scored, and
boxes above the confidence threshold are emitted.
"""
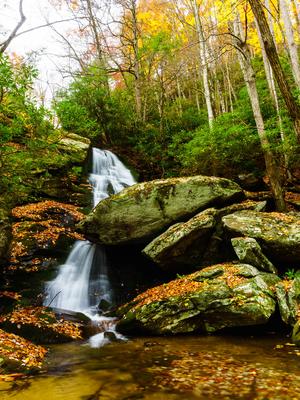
[79,175,243,245]
[222,211,300,265]
[117,263,279,335]
[231,237,277,274]
[142,201,266,271]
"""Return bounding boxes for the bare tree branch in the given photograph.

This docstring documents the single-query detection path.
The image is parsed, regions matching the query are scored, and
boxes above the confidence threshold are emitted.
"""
[0,0,26,53]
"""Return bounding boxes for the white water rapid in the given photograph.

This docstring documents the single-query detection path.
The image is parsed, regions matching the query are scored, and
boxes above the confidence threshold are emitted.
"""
[44,148,135,346]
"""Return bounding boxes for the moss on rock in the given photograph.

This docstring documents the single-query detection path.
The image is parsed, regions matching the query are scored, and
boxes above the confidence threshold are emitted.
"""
[79,175,243,245]
[117,263,279,335]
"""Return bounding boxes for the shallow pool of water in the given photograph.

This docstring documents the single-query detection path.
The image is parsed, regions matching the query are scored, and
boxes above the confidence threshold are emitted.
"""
[1,334,300,400]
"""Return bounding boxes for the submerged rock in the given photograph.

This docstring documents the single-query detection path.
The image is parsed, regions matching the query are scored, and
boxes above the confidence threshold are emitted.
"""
[222,211,300,265]
[143,201,266,270]
[117,263,279,335]
[79,176,243,245]
[231,237,277,274]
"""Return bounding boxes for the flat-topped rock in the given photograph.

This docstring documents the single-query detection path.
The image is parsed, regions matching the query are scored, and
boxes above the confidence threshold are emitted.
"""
[222,211,300,265]
[78,176,243,245]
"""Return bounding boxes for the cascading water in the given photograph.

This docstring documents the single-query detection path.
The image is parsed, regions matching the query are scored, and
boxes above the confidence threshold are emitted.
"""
[44,148,135,346]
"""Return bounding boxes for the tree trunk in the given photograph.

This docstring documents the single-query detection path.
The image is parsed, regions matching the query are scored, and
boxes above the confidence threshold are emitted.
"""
[191,0,214,129]
[232,13,286,211]
[279,0,300,88]
[248,0,300,143]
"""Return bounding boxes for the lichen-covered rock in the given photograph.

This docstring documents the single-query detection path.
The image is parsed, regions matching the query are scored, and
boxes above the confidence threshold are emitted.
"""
[142,209,216,270]
[116,263,279,335]
[231,237,277,274]
[79,176,243,245]
[222,211,300,265]
[58,132,91,163]
[142,201,266,270]
[0,206,12,265]
[275,278,300,326]
[292,321,300,345]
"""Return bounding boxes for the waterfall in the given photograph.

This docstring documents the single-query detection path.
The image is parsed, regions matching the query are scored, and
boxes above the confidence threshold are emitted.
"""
[44,148,136,333]
[90,148,136,207]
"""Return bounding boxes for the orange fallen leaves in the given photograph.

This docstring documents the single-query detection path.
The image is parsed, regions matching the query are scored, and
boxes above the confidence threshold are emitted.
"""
[12,200,84,222]
[0,291,21,301]
[0,328,47,369]
[0,307,83,341]
[131,264,247,310]
[9,201,85,265]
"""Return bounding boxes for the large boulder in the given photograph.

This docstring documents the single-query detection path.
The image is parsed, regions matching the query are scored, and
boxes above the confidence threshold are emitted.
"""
[222,211,300,265]
[79,176,243,245]
[116,263,279,335]
[142,201,266,270]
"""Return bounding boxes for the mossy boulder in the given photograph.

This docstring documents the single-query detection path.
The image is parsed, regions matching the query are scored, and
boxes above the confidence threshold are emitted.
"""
[275,278,300,346]
[231,237,277,274]
[142,201,266,271]
[292,321,300,345]
[79,176,243,245]
[58,132,91,163]
[222,211,300,265]
[116,263,279,335]
[275,278,300,326]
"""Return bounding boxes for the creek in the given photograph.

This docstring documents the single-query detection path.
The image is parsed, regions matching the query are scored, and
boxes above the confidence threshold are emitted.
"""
[1,334,300,399]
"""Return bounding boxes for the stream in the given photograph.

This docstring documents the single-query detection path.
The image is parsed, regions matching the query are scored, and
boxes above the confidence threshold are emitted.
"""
[1,334,300,399]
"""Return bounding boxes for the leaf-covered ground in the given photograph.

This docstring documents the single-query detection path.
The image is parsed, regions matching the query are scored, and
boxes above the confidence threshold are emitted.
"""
[0,307,83,343]
[0,328,47,379]
[9,201,85,272]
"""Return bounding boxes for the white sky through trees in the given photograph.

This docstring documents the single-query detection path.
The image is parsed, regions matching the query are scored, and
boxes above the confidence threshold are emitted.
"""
[1,0,79,103]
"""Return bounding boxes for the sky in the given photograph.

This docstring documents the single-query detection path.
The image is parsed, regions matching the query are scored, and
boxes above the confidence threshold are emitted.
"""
[1,0,77,103]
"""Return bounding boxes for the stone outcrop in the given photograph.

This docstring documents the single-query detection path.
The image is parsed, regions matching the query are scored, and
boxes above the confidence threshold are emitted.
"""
[275,278,300,326]
[231,237,277,274]
[142,201,266,270]
[58,132,91,163]
[117,263,279,335]
[275,277,300,345]
[222,211,300,265]
[79,175,243,245]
